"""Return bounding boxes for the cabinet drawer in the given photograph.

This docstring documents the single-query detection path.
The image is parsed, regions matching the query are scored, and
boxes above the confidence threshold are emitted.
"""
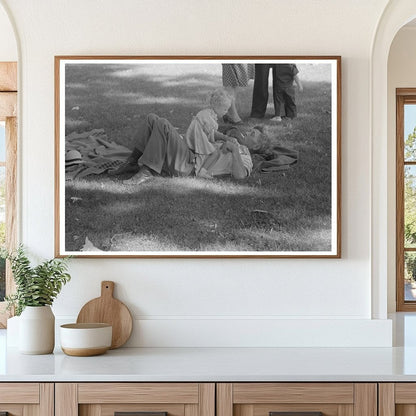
[56,383,215,416]
[81,404,185,416]
[78,383,200,404]
[217,383,376,416]
[233,383,354,404]
[0,383,39,403]
[0,383,53,415]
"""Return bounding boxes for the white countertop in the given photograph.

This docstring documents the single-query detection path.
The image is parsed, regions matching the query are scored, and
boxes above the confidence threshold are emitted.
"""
[2,345,416,382]
[2,313,416,382]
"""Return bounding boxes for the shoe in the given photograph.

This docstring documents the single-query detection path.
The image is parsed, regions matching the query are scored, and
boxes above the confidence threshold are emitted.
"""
[108,160,139,176]
[270,116,282,123]
[123,166,154,185]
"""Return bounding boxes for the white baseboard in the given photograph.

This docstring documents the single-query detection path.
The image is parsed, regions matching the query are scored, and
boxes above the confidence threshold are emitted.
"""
[54,317,392,348]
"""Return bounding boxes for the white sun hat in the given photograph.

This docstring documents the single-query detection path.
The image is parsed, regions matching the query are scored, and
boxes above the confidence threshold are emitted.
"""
[65,150,83,167]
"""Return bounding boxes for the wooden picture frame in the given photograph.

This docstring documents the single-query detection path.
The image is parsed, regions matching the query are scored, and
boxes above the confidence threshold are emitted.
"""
[55,56,341,258]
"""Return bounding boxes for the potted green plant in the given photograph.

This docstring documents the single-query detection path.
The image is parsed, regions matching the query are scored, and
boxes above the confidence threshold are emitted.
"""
[4,246,71,354]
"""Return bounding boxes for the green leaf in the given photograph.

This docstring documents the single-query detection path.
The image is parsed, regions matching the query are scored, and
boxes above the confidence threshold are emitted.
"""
[5,245,71,315]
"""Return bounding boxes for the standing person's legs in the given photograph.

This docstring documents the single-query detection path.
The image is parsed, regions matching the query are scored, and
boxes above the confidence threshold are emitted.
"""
[271,65,284,119]
[250,64,270,118]
[222,64,249,123]
[282,86,297,119]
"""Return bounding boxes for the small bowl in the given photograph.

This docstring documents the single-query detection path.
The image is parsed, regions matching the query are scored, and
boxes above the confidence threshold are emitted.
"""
[60,323,112,356]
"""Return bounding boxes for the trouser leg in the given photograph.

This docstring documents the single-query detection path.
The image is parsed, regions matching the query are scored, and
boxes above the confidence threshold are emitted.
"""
[250,64,270,118]
[124,113,163,163]
[138,114,193,176]
[272,66,282,117]
[282,86,297,118]
[132,113,160,154]
[272,65,284,117]
[137,114,175,174]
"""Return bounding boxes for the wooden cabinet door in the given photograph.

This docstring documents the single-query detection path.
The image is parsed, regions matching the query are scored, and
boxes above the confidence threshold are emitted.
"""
[379,383,416,416]
[217,383,377,416]
[0,383,53,416]
[55,383,215,416]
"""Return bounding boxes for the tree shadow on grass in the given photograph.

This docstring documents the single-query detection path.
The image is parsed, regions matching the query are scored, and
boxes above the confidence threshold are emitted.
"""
[65,176,332,253]
[65,66,224,143]
[66,65,221,105]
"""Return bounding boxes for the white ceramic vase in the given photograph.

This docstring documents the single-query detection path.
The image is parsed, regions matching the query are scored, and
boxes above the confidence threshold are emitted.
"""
[19,306,55,354]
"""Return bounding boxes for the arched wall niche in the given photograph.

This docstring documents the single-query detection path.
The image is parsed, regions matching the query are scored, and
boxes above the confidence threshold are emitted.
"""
[371,0,416,318]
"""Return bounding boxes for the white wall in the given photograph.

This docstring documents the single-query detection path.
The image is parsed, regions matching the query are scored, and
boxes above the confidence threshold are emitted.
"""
[0,3,16,61]
[387,26,416,312]
[0,0,393,347]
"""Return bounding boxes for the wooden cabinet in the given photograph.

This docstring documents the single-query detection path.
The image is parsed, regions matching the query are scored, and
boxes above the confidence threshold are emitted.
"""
[55,383,215,416]
[217,383,377,416]
[379,383,416,416]
[0,383,53,416]
[0,380,411,416]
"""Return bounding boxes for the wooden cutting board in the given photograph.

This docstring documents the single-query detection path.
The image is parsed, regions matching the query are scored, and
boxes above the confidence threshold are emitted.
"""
[76,281,133,349]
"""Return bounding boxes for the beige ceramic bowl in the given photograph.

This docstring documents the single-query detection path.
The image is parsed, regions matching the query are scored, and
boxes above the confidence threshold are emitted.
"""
[60,323,112,356]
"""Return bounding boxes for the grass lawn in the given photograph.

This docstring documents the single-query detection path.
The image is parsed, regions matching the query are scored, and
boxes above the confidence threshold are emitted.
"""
[64,62,334,253]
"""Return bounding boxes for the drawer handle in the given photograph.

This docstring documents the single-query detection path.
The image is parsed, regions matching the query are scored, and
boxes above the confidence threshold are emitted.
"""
[115,413,168,416]
[270,413,323,416]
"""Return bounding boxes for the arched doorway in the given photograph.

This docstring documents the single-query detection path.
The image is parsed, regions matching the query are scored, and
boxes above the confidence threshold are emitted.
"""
[371,1,416,319]
[387,15,416,315]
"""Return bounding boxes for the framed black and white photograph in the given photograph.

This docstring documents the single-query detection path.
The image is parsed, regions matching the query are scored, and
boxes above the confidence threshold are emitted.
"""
[55,56,341,258]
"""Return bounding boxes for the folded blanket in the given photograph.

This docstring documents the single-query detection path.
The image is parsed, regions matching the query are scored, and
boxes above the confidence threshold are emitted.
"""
[65,129,131,180]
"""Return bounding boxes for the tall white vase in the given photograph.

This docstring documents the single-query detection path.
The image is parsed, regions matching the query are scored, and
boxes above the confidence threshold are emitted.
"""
[19,306,55,354]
